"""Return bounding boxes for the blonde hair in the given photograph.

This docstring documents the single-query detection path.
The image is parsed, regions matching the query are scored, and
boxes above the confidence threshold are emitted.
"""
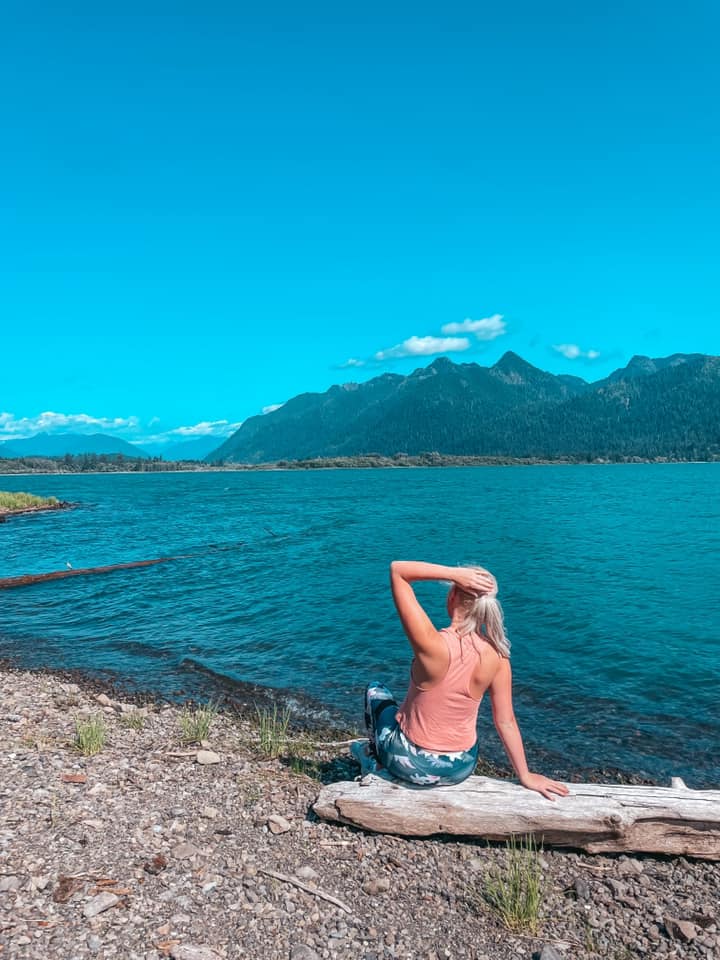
[454,575,510,658]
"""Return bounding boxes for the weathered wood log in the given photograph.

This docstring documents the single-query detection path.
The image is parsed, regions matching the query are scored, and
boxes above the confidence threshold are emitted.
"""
[0,557,185,591]
[314,748,720,859]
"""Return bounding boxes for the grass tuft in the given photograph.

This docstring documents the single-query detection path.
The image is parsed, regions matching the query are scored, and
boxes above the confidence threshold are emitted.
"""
[0,491,59,510]
[74,715,107,756]
[482,834,544,933]
[120,710,146,731]
[179,701,219,743]
[256,705,291,758]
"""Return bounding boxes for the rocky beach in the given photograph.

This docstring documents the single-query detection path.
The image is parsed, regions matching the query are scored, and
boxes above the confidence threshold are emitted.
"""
[0,668,718,960]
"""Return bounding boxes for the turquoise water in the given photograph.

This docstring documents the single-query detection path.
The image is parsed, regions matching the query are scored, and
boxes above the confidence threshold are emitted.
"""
[1,465,718,786]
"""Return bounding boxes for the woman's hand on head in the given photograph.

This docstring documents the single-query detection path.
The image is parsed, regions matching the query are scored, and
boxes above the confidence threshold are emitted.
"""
[519,772,570,801]
[453,566,496,596]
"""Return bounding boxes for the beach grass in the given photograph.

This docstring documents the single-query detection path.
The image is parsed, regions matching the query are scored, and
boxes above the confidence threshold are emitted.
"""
[74,715,107,756]
[0,491,59,510]
[256,704,292,758]
[120,710,146,731]
[482,834,544,933]
[179,700,219,743]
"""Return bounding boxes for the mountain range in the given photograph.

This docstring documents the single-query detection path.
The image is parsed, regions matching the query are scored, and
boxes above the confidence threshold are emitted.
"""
[209,351,720,463]
[2,352,718,465]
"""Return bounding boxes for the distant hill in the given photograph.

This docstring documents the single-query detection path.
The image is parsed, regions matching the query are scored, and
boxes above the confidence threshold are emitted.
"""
[0,432,150,458]
[210,351,720,463]
[147,437,225,461]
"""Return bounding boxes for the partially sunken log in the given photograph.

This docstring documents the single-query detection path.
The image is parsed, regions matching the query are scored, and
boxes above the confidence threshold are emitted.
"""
[314,773,720,860]
[0,557,182,591]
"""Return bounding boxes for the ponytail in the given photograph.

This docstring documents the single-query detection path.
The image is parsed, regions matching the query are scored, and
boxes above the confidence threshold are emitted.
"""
[458,590,511,659]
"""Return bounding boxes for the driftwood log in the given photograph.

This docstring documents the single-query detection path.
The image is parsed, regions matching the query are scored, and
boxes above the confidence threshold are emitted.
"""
[0,557,185,591]
[313,744,720,860]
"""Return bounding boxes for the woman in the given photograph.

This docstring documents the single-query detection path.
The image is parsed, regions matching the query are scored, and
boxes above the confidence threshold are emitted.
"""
[363,560,568,800]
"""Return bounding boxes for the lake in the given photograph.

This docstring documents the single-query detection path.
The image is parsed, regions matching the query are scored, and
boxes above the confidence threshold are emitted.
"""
[1,464,718,786]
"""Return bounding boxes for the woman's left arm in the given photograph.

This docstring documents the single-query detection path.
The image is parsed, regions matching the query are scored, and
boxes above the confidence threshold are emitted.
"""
[490,659,569,801]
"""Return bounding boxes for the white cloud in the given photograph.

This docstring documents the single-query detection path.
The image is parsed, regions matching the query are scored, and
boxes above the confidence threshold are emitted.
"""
[166,419,243,438]
[441,314,506,340]
[374,335,470,361]
[0,410,139,441]
[262,403,284,415]
[552,343,601,361]
[339,358,365,368]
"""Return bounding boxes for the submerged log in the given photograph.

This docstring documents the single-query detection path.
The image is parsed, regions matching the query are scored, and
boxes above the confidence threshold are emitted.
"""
[0,557,183,591]
[314,747,720,859]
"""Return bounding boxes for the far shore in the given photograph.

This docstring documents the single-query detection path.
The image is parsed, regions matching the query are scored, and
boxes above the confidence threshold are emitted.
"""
[1,454,718,478]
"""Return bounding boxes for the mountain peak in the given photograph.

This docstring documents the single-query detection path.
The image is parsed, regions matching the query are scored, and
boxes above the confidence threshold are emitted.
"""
[493,351,535,372]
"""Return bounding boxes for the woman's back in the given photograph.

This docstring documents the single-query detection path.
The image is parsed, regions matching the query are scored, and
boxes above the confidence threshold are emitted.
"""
[397,628,502,752]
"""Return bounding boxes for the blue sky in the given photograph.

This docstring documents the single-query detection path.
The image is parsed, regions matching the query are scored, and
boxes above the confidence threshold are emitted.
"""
[2,0,718,446]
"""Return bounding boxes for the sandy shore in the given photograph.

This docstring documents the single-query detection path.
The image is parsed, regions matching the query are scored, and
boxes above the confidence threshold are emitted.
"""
[0,668,717,960]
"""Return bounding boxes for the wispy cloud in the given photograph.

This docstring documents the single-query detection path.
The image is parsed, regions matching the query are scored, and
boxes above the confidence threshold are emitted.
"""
[262,403,285,415]
[0,410,139,441]
[440,314,506,340]
[0,410,242,446]
[374,335,470,361]
[164,419,243,438]
[552,343,601,361]
[339,358,366,369]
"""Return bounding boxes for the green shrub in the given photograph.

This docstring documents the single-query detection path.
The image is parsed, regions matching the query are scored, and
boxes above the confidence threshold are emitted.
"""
[179,701,219,743]
[482,834,544,933]
[256,705,291,758]
[0,491,58,510]
[75,715,106,756]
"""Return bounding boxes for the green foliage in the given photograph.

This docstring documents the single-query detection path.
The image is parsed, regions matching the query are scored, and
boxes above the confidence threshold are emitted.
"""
[286,735,323,779]
[120,710,146,731]
[74,715,107,756]
[0,491,58,509]
[256,705,291,758]
[482,834,544,933]
[179,701,219,743]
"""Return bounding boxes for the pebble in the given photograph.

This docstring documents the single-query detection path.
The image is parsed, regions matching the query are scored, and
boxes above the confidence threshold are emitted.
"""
[267,814,292,834]
[362,877,391,895]
[539,946,564,960]
[170,946,223,960]
[295,865,319,880]
[290,945,322,960]
[196,750,221,765]
[173,842,200,859]
[83,892,120,918]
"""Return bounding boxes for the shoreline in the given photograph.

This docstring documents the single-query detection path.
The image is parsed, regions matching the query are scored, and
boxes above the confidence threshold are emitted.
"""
[0,499,73,521]
[0,658,684,790]
[1,665,718,959]
[1,457,719,477]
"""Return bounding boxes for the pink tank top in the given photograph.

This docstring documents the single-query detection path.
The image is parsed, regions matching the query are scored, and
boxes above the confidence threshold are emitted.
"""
[396,628,482,752]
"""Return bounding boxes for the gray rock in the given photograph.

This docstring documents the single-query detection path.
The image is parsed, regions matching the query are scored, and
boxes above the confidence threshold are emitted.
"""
[362,877,391,896]
[95,693,113,708]
[196,750,221,765]
[539,948,564,960]
[172,842,199,860]
[83,892,120,918]
[290,946,321,960]
[467,857,484,872]
[170,947,222,960]
[87,933,103,952]
[665,916,698,942]
[573,877,591,900]
[267,814,292,834]
[0,876,21,892]
[200,806,219,820]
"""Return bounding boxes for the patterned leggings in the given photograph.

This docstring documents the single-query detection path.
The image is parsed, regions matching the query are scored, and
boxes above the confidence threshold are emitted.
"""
[364,681,479,786]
